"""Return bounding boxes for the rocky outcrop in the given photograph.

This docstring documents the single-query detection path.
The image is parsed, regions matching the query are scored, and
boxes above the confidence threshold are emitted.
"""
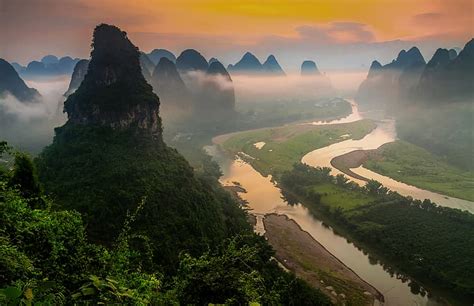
[147,49,176,65]
[63,24,161,137]
[262,55,285,76]
[64,59,89,96]
[176,49,209,73]
[301,60,320,76]
[0,59,40,102]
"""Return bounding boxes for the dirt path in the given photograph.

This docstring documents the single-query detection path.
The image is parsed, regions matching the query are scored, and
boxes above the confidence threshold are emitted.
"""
[264,214,384,305]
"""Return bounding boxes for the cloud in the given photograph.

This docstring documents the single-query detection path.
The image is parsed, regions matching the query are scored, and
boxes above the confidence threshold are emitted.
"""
[296,22,376,44]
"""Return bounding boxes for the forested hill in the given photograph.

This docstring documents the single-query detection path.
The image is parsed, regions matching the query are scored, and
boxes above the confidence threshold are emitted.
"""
[36,24,233,266]
[11,24,330,304]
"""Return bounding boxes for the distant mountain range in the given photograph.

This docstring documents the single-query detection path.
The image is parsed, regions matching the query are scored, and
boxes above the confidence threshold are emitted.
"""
[355,39,474,111]
[147,49,176,65]
[0,59,41,102]
[12,55,82,79]
[227,52,286,76]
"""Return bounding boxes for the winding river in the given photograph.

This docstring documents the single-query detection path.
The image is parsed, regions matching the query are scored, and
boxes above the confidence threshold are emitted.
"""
[205,99,473,305]
[302,101,474,213]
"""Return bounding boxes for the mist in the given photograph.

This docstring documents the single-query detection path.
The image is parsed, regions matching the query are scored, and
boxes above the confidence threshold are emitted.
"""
[0,77,68,153]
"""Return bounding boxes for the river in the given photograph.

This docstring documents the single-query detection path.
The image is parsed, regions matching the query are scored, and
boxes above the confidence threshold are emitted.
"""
[301,101,474,213]
[205,100,460,305]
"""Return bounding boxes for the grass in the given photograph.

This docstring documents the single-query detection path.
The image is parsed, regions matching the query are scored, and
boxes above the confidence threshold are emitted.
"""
[364,140,474,201]
[310,183,375,212]
[222,119,376,176]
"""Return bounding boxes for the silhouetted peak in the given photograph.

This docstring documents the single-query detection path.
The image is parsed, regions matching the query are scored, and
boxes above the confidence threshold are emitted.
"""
[262,55,285,76]
[209,57,219,65]
[396,47,425,67]
[63,24,161,136]
[448,49,458,60]
[367,60,382,78]
[242,52,260,63]
[301,60,320,76]
[427,49,450,68]
[0,59,40,102]
[148,49,176,65]
[41,55,59,65]
[459,38,474,57]
[176,49,209,72]
[207,61,232,81]
[229,52,263,74]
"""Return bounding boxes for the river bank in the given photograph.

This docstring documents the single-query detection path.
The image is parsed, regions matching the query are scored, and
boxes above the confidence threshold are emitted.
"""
[263,213,383,305]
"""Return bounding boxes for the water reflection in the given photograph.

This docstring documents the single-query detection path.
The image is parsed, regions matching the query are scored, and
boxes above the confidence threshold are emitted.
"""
[204,147,444,306]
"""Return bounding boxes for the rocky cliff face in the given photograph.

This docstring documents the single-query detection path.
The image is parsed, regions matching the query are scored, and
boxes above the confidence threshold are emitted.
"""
[64,59,89,96]
[0,59,40,102]
[63,24,162,137]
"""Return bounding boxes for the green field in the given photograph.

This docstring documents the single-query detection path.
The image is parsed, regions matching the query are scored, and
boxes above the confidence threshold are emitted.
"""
[311,183,375,212]
[364,140,474,201]
[222,119,376,176]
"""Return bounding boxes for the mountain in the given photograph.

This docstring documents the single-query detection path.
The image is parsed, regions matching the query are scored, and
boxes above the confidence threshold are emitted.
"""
[208,57,219,65]
[148,48,176,65]
[262,55,285,76]
[36,24,234,268]
[301,60,320,76]
[0,59,40,102]
[366,60,382,78]
[196,60,235,115]
[227,52,263,75]
[356,46,426,111]
[64,59,89,96]
[176,49,209,73]
[151,57,191,112]
[416,38,474,103]
[448,49,458,60]
[20,56,80,78]
[139,52,155,82]
[11,62,26,74]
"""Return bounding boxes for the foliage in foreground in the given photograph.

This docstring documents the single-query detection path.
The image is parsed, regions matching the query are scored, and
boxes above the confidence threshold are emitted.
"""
[0,144,330,305]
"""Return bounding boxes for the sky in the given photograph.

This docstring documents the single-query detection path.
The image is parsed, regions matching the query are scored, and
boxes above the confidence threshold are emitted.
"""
[0,0,472,71]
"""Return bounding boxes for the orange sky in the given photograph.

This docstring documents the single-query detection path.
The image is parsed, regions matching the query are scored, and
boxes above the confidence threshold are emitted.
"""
[0,0,472,66]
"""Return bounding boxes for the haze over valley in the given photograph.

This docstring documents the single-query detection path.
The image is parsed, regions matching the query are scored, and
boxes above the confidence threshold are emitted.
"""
[0,1,473,305]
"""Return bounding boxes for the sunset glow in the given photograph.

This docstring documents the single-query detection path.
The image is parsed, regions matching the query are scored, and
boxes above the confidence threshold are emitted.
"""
[1,0,472,65]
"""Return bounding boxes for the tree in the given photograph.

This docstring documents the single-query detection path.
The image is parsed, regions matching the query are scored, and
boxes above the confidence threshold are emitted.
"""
[9,153,43,207]
[335,174,349,186]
